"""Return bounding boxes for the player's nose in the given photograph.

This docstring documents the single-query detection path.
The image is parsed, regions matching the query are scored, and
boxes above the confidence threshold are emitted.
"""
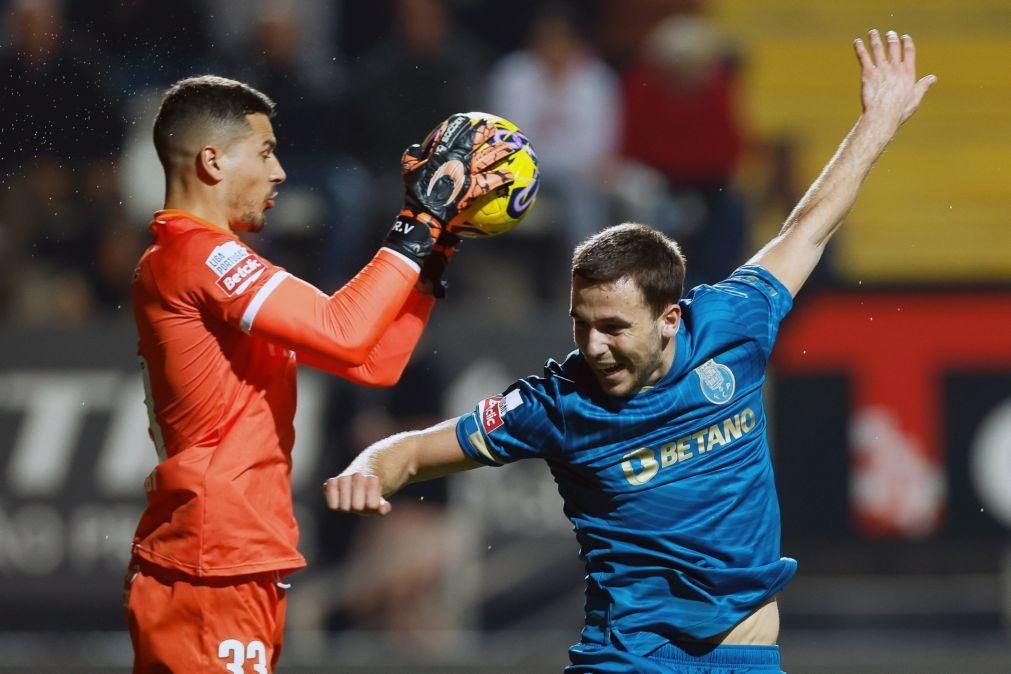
[583,329,610,358]
[271,160,286,184]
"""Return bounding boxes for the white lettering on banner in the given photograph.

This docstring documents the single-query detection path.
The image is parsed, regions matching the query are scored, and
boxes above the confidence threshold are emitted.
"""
[0,503,317,578]
[98,373,159,494]
[0,368,330,579]
[970,398,1011,527]
[3,372,119,496]
[290,369,325,490]
[0,504,65,575]
[0,369,327,497]
[67,504,140,572]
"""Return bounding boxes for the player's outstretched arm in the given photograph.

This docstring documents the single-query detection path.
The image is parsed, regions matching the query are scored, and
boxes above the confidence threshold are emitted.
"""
[323,418,481,516]
[748,30,936,297]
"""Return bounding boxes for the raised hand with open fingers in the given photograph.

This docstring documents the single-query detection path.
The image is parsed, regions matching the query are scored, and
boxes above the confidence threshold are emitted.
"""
[853,29,937,128]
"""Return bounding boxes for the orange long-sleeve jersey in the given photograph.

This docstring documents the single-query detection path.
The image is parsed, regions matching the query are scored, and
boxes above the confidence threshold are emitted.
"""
[131,210,434,577]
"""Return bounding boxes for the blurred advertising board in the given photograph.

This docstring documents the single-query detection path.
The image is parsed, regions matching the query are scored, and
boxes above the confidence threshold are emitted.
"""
[0,325,328,630]
[771,291,1011,540]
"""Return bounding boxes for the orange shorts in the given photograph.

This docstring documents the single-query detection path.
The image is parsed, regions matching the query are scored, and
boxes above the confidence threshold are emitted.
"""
[125,559,288,673]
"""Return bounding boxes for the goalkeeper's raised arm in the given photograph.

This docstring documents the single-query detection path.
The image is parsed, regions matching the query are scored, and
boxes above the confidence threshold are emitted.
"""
[248,114,520,374]
[748,29,936,297]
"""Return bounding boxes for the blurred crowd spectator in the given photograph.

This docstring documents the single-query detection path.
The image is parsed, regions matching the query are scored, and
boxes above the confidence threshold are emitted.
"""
[484,3,618,302]
[1,0,783,326]
[618,13,747,287]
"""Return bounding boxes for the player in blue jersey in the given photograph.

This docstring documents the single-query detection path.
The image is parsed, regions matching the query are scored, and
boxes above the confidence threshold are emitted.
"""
[324,30,934,672]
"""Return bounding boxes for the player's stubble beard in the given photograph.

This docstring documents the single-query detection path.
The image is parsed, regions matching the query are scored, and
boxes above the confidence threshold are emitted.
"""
[598,326,669,397]
[626,329,668,395]
[241,209,266,232]
[229,191,267,233]
[622,321,671,396]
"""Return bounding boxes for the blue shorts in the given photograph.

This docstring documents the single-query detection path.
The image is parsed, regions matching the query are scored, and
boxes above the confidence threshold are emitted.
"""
[567,640,784,673]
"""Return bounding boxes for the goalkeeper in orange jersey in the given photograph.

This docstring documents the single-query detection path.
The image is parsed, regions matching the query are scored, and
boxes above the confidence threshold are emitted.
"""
[124,75,517,673]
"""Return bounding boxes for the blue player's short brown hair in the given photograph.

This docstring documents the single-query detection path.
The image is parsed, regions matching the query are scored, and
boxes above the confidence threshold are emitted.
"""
[572,223,686,316]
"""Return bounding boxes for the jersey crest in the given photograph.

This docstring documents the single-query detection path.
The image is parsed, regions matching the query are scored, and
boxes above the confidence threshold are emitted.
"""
[694,358,736,405]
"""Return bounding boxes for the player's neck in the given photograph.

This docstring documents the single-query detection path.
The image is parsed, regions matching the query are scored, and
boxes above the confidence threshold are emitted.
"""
[164,181,233,233]
[650,337,678,388]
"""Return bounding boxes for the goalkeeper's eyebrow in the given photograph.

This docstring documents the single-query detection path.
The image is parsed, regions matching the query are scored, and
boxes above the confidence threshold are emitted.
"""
[261,139,276,152]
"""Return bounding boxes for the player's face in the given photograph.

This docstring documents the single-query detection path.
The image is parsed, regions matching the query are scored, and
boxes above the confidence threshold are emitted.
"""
[221,113,285,233]
[570,275,680,397]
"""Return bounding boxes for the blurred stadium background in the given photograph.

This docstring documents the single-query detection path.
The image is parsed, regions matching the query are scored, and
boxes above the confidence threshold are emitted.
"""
[1,0,1009,672]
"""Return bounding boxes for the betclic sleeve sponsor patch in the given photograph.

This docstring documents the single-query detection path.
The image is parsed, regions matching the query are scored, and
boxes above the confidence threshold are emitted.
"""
[477,389,525,434]
[204,241,267,297]
[456,381,561,467]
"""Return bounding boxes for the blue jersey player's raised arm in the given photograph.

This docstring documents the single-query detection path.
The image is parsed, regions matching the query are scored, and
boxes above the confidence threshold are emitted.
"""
[324,30,934,673]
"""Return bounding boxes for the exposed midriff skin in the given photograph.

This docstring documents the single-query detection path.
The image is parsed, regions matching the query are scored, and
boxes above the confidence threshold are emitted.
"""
[706,598,779,645]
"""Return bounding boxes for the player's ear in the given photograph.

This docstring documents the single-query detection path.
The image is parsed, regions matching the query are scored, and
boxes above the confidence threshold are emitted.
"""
[659,304,681,339]
[196,145,225,185]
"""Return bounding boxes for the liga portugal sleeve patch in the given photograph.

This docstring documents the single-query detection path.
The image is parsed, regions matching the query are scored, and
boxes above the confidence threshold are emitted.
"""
[204,241,266,296]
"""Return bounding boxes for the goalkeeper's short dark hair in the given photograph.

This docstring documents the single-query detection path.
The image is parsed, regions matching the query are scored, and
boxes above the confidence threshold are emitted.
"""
[153,75,275,168]
[571,223,686,316]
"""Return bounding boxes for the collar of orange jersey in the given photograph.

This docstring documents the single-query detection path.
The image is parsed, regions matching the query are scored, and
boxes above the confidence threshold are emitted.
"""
[151,209,236,238]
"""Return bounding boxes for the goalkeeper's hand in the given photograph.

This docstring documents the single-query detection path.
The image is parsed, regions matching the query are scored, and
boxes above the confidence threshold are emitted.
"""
[383,115,518,266]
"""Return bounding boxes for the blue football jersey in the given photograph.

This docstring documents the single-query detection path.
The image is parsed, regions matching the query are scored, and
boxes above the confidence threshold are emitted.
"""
[456,265,798,655]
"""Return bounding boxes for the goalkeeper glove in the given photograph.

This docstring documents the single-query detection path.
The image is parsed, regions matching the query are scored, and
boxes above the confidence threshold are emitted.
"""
[416,231,461,299]
[383,114,517,266]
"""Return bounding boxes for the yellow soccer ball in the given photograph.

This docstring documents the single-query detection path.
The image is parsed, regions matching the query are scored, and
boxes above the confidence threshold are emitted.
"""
[445,112,540,238]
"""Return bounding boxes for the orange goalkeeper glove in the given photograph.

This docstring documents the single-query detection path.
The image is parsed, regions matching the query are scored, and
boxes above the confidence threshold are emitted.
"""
[384,115,517,266]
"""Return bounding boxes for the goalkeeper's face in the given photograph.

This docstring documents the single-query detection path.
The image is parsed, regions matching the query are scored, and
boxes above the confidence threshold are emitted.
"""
[570,275,680,398]
[221,113,286,233]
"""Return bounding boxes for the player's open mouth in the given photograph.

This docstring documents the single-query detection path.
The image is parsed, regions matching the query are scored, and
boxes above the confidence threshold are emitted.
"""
[266,193,278,209]
[597,363,624,380]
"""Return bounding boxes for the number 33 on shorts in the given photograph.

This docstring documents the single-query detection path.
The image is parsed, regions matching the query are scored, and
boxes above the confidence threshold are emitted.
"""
[218,639,268,674]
